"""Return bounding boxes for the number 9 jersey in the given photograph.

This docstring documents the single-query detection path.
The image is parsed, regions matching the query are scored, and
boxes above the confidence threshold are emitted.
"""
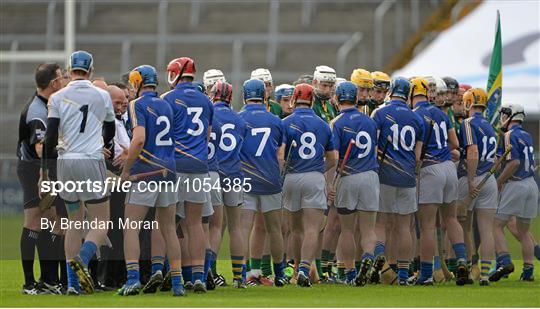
[127,91,176,180]
[239,104,285,195]
[162,82,214,173]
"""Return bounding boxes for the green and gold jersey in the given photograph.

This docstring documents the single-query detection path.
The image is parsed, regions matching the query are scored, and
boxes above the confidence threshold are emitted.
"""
[312,96,338,123]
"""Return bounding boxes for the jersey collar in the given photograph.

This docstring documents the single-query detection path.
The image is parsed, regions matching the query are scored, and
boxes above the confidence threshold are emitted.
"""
[415,100,430,108]
[67,79,92,87]
[141,91,158,98]
[35,93,48,105]
[340,106,357,113]
[390,99,408,107]
[472,111,484,118]
[214,101,230,108]
[174,81,193,90]
[293,107,315,115]
[244,103,266,111]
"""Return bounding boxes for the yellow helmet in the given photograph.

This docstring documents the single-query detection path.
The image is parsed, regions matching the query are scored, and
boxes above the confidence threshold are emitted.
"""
[351,68,373,88]
[463,88,488,110]
[371,71,390,90]
[409,77,429,98]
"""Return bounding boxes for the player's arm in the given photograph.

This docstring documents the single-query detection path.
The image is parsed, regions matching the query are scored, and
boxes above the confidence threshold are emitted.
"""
[121,126,145,181]
[41,117,60,180]
[103,120,116,159]
[496,133,520,189]
[465,144,479,196]
[447,128,459,151]
[277,144,286,173]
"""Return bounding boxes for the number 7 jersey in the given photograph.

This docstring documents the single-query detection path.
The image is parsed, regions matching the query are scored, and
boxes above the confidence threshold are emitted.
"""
[47,80,115,159]
[239,104,285,195]
[162,82,214,174]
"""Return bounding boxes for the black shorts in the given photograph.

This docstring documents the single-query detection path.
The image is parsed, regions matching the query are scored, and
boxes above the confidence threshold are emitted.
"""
[17,160,40,209]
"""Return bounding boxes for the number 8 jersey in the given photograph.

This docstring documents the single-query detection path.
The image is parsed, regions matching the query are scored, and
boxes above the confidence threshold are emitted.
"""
[239,104,285,195]
[459,112,497,176]
[48,80,115,159]
[162,82,214,173]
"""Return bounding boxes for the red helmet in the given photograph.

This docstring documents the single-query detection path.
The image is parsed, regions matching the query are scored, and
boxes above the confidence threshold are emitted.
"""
[166,57,196,86]
[210,80,233,103]
[459,83,472,91]
[292,83,314,106]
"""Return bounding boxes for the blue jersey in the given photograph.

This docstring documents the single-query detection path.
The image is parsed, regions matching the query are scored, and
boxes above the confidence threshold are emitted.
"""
[331,107,378,175]
[458,112,497,176]
[282,108,335,174]
[239,104,284,195]
[162,82,214,173]
[207,120,220,172]
[504,125,536,180]
[127,91,176,181]
[413,101,453,166]
[373,100,425,187]
[213,102,246,181]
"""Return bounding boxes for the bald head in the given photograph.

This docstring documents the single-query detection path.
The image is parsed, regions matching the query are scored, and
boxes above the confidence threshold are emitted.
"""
[92,79,108,90]
[108,85,129,115]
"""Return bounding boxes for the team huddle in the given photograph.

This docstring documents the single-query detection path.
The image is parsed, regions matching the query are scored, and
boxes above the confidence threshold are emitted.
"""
[17,50,538,297]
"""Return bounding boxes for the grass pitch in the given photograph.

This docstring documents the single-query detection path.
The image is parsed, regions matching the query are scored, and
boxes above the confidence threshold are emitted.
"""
[1,215,539,307]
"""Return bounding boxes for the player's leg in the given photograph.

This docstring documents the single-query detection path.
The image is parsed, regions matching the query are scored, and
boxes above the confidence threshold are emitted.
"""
[440,201,468,284]
[371,212,388,283]
[515,218,535,281]
[336,210,357,284]
[142,229,166,293]
[417,204,438,284]
[262,207,286,286]
[248,213,266,285]
[120,203,148,296]
[156,203,184,296]
[288,211,302,272]
[506,217,540,261]
[475,208,495,285]
[321,207,340,281]
[240,201,256,285]
[225,203,246,288]
[355,210,376,286]
[301,209,324,286]
[183,201,206,292]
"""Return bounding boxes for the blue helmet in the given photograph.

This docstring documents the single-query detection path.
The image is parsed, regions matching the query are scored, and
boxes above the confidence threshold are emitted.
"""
[275,84,294,102]
[243,78,266,102]
[193,81,206,93]
[70,50,93,73]
[335,81,358,103]
[129,65,158,88]
[389,77,410,100]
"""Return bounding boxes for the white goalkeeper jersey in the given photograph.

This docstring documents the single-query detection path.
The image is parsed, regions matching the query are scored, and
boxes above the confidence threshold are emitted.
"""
[48,79,115,160]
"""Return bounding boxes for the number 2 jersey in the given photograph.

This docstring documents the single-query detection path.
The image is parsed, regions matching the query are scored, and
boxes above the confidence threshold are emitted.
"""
[239,104,284,195]
[282,108,335,174]
[48,80,115,160]
[458,112,497,177]
[372,100,425,188]
[162,82,214,174]
[127,91,176,181]
[503,124,535,181]
[330,107,378,175]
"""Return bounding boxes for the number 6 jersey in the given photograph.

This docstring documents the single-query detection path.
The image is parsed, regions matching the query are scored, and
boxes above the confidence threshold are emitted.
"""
[47,80,115,160]
[162,82,214,174]
[239,103,285,195]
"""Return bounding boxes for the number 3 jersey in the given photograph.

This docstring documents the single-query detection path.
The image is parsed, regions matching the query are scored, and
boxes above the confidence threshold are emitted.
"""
[372,100,425,188]
[48,80,115,160]
[162,82,214,174]
[239,104,285,195]
[458,112,497,177]
[282,108,335,174]
[127,91,176,180]
[330,107,377,175]
[503,124,535,181]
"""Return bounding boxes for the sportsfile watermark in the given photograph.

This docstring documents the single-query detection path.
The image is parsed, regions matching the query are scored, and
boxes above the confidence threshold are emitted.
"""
[40,176,252,196]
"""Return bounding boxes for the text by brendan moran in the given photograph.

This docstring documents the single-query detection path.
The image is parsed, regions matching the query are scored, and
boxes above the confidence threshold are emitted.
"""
[40,218,158,232]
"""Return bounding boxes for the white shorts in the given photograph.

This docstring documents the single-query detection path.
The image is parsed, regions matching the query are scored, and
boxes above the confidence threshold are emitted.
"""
[379,184,417,215]
[126,181,178,208]
[418,161,458,204]
[57,158,109,203]
[176,194,214,219]
[243,192,282,213]
[458,174,498,211]
[336,171,379,212]
[177,172,208,204]
[283,171,327,212]
[496,177,538,220]
[208,171,223,206]
[223,189,244,207]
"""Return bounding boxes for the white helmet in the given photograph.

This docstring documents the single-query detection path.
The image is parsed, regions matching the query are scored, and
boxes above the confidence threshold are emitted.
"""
[335,77,347,88]
[434,77,447,94]
[313,65,336,83]
[500,102,525,122]
[250,68,273,84]
[203,69,226,88]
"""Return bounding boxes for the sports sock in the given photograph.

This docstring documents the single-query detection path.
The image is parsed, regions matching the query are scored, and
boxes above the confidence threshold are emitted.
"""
[20,227,38,285]
[151,256,165,274]
[245,259,251,272]
[182,265,192,283]
[273,260,285,279]
[497,252,512,267]
[49,233,64,284]
[170,268,183,288]
[204,249,216,279]
[412,256,420,273]
[163,257,170,273]
[534,244,540,261]
[355,260,361,273]
[321,249,332,273]
[345,268,356,282]
[242,263,247,281]
[231,256,244,281]
[36,229,53,284]
[66,261,80,290]
[315,259,323,278]
[192,265,204,282]
[397,260,410,281]
[419,261,433,282]
[452,242,467,262]
[211,260,218,276]
[433,256,442,270]
[298,260,311,276]
[480,260,491,280]
[250,257,262,277]
[374,241,385,257]
[361,252,375,262]
[447,258,457,274]
[79,241,97,266]
[337,262,345,280]
[261,255,272,277]
[126,262,140,284]
[389,263,398,273]
[522,263,534,280]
